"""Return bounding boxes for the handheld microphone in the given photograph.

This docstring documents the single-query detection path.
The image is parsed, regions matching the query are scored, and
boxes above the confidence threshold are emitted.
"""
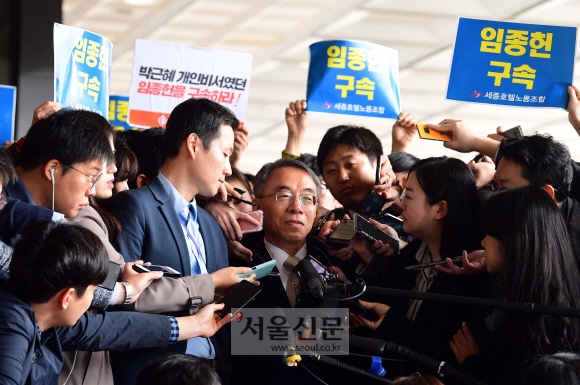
[383,341,487,384]
[349,334,385,356]
[293,257,325,298]
[383,341,441,371]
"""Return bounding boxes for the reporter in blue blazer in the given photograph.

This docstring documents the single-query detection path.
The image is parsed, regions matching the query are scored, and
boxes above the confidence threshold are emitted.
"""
[108,98,245,385]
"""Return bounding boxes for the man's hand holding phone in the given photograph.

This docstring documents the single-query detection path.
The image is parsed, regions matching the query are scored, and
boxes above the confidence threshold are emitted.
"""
[176,303,238,341]
[424,119,500,160]
[372,155,399,202]
[352,218,398,264]
[319,214,354,261]
[121,261,164,304]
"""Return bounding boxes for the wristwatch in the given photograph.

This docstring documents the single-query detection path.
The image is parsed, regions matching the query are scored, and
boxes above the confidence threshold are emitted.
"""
[120,282,132,305]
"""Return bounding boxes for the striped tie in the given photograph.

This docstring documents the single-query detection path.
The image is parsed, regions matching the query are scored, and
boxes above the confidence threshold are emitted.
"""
[283,256,301,307]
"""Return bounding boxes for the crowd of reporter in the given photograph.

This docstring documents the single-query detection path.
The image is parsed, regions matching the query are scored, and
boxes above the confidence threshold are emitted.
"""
[0,85,580,385]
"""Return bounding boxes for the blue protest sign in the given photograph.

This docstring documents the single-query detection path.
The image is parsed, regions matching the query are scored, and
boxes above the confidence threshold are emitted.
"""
[447,17,576,109]
[0,85,16,144]
[54,23,112,117]
[306,40,401,119]
[108,95,138,131]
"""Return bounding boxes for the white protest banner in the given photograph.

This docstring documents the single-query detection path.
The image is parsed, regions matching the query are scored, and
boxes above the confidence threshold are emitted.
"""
[128,39,253,128]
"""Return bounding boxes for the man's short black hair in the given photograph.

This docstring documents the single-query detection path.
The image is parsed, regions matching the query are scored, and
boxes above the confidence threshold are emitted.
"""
[122,128,166,188]
[316,125,383,176]
[136,354,221,385]
[388,152,420,173]
[296,153,321,177]
[501,134,573,202]
[164,98,239,158]
[9,222,109,303]
[18,110,113,171]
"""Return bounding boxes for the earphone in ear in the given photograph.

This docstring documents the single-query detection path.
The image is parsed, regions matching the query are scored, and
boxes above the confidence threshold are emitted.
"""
[50,168,55,211]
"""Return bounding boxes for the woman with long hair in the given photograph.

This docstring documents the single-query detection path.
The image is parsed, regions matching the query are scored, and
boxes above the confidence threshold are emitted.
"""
[112,135,139,194]
[449,187,580,384]
[349,156,486,363]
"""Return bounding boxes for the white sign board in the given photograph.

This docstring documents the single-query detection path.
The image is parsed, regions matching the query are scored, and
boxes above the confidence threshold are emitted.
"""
[128,39,253,128]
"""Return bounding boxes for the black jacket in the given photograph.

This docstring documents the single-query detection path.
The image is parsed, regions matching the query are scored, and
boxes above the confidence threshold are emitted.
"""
[359,239,490,363]
[560,197,580,268]
[230,236,348,385]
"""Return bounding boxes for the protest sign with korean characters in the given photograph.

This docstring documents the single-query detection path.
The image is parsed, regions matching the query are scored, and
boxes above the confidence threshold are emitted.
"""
[109,95,139,131]
[306,40,401,119]
[0,85,16,145]
[54,23,112,117]
[128,39,253,128]
[0,85,16,144]
[447,17,576,109]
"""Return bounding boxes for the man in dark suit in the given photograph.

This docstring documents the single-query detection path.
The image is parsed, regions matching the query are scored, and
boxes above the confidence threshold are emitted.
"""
[232,158,346,385]
[107,98,244,385]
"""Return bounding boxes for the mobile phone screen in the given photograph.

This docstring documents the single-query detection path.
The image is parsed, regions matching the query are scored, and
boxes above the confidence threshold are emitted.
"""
[216,280,262,317]
[354,213,400,254]
[132,264,181,278]
[376,214,405,235]
[100,261,121,291]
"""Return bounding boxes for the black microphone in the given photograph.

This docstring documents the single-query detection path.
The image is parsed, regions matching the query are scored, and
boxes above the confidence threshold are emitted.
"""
[383,341,486,385]
[383,341,441,369]
[293,257,325,298]
[349,334,386,356]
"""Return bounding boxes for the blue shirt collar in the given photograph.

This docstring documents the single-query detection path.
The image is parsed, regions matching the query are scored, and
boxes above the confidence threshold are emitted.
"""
[157,173,198,219]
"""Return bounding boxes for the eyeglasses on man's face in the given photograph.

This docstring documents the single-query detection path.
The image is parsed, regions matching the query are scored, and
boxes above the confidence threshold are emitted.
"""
[258,191,317,206]
[64,164,102,190]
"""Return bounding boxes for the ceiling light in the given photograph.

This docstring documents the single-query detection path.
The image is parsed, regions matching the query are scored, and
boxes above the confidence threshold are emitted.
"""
[123,0,155,6]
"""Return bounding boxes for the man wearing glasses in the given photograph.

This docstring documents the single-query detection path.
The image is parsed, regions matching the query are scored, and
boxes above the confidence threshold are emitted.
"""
[253,158,321,274]
[2,109,111,243]
[232,158,344,385]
